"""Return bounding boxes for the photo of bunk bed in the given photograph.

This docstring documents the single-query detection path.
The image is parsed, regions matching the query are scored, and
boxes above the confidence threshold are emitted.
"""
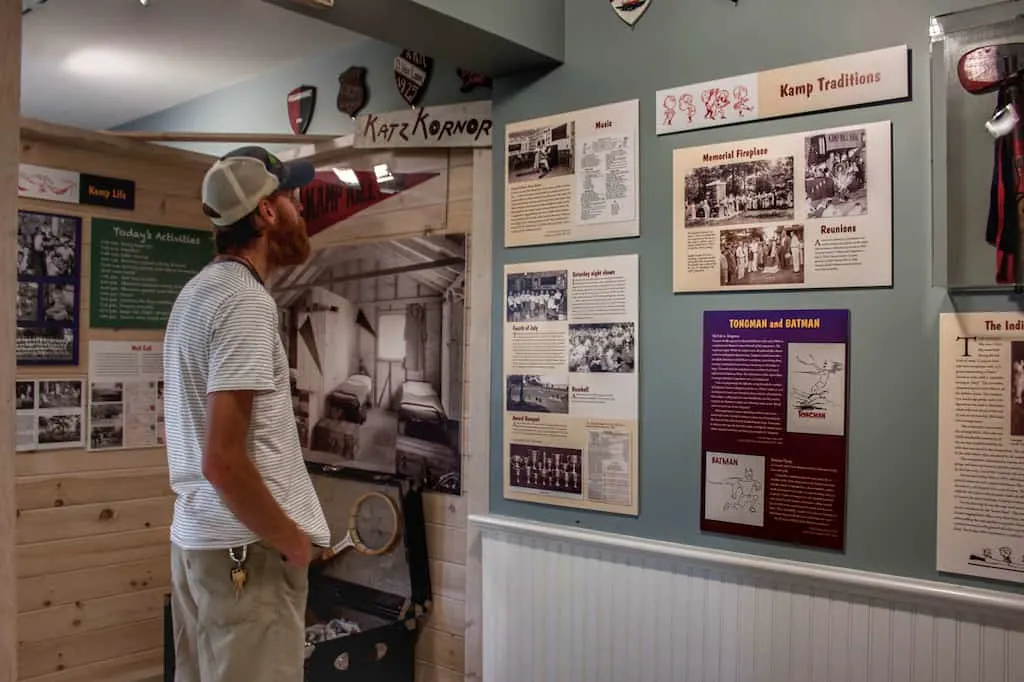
[324,373,373,424]
[397,380,447,438]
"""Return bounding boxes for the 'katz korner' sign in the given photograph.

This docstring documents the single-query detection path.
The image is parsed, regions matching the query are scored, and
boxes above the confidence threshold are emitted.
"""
[354,100,493,149]
[655,45,909,135]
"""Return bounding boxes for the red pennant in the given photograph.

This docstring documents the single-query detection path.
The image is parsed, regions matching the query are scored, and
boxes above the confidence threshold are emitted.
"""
[300,169,439,237]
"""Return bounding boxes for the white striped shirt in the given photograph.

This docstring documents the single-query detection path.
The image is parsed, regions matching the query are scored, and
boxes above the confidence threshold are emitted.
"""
[163,260,330,550]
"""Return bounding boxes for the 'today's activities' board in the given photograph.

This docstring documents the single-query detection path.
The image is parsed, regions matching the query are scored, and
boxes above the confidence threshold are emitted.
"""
[90,219,211,329]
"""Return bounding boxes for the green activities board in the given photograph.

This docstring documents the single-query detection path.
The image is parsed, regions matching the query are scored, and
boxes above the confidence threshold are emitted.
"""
[90,218,212,329]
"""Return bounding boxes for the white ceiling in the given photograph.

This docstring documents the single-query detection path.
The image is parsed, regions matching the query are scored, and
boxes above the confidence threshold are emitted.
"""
[20,0,367,130]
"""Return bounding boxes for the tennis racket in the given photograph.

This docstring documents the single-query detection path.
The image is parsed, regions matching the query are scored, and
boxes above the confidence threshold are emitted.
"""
[315,490,401,564]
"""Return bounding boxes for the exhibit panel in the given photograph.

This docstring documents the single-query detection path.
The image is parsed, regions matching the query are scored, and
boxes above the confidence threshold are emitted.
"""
[482,1,1024,676]
[13,119,214,682]
[266,143,487,681]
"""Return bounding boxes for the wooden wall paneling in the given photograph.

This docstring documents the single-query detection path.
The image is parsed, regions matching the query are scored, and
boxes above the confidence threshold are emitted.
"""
[14,120,213,682]
[1,2,21,681]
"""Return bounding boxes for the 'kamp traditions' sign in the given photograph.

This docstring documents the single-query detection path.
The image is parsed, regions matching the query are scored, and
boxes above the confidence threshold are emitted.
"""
[354,101,493,149]
[655,45,909,136]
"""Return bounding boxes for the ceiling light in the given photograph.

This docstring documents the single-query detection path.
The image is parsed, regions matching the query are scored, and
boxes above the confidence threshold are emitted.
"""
[332,168,360,187]
[374,163,394,183]
[62,48,141,77]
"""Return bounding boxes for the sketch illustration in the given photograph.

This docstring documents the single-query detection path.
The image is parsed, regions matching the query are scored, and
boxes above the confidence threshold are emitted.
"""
[704,451,765,528]
[790,353,844,412]
[968,546,1024,574]
[708,467,763,514]
[786,342,847,437]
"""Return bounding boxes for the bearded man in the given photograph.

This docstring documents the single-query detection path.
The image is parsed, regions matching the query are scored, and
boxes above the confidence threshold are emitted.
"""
[163,147,330,682]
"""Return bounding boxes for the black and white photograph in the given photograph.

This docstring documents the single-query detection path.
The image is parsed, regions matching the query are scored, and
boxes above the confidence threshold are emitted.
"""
[17,210,81,367]
[804,128,867,219]
[17,327,75,364]
[506,374,570,414]
[91,402,123,421]
[719,225,805,287]
[277,235,466,496]
[42,283,75,322]
[89,423,124,450]
[507,120,576,184]
[506,270,568,322]
[38,414,82,446]
[568,322,636,373]
[16,381,35,411]
[17,210,80,278]
[39,380,83,409]
[1011,341,1024,437]
[683,157,796,228]
[91,381,124,403]
[509,443,583,495]
[17,282,38,323]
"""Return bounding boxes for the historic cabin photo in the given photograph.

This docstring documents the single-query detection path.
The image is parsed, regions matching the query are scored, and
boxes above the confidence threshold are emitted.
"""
[272,235,465,496]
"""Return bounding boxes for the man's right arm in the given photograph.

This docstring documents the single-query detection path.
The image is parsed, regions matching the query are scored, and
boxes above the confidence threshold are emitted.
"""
[202,291,310,565]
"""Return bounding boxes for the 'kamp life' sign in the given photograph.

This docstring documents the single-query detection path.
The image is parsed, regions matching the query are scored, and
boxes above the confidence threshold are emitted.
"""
[354,100,493,149]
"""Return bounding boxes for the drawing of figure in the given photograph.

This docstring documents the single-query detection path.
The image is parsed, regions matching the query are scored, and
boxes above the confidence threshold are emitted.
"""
[701,88,730,120]
[679,94,696,123]
[732,85,754,117]
[1000,546,1014,564]
[662,95,677,126]
[1014,359,1024,405]
[791,353,844,411]
[718,467,762,513]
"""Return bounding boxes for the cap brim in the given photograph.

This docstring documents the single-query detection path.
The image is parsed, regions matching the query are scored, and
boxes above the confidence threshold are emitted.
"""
[278,160,315,190]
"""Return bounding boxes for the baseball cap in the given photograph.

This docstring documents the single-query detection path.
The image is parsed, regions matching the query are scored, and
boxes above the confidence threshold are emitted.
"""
[201,146,315,227]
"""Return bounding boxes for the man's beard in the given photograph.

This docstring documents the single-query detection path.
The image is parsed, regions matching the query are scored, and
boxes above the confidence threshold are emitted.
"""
[268,216,311,268]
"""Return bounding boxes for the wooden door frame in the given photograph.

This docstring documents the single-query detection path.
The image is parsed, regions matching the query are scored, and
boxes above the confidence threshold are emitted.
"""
[1,2,21,681]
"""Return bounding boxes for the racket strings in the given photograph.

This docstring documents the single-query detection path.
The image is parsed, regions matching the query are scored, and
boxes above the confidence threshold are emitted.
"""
[350,492,400,555]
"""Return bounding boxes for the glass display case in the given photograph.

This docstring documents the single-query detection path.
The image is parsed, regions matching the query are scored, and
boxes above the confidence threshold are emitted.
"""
[931,0,1024,293]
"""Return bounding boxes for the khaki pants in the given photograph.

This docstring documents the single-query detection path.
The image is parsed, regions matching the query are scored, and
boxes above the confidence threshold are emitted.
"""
[171,541,308,682]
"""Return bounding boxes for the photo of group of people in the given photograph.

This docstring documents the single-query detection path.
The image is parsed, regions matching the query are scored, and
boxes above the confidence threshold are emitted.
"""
[568,322,636,373]
[505,270,568,322]
[16,210,81,365]
[719,226,805,287]
[804,128,867,219]
[683,157,796,228]
[508,443,583,496]
[15,378,85,452]
[506,120,576,184]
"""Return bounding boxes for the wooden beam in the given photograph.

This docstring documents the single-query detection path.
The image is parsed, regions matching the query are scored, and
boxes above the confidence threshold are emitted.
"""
[1,2,19,680]
[21,117,216,166]
[105,131,339,144]
[273,257,465,292]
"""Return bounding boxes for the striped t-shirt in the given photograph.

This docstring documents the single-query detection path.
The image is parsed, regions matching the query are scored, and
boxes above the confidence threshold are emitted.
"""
[163,259,330,550]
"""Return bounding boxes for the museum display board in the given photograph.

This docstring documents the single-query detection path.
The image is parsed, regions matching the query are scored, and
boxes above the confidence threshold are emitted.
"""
[484,0,1024,604]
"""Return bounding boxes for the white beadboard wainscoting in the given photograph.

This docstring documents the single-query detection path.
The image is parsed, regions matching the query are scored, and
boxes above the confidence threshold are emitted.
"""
[471,515,1024,682]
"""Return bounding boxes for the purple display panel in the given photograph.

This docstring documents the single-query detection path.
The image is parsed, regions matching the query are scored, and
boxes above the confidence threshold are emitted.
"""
[701,309,850,550]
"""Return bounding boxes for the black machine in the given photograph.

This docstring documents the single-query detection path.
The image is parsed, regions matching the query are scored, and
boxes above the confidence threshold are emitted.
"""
[163,463,432,682]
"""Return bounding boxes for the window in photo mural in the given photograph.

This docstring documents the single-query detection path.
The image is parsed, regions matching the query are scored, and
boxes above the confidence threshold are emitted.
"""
[16,210,82,366]
[275,235,467,496]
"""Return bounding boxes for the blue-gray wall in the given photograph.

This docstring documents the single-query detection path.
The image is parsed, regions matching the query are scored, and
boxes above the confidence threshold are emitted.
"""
[488,0,1024,595]
[116,38,488,157]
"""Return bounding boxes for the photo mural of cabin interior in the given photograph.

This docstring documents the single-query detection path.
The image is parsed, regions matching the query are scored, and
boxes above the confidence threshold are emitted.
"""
[272,235,465,496]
